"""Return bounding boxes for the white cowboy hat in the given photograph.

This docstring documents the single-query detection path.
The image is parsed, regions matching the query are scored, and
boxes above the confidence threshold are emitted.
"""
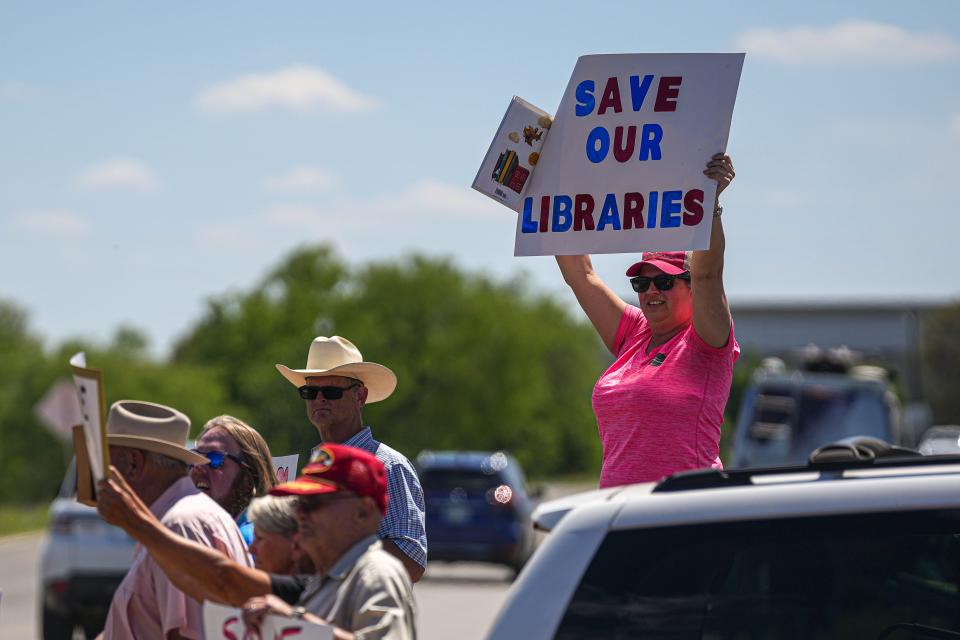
[107,400,208,466]
[275,336,397,403]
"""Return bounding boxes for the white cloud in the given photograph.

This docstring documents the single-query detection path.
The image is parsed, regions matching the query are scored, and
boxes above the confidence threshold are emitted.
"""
[264,166,338,193]
[77,157,159,193]
[197,65,377,114]
[262,181,498,227]
[192,180,500,251]
[14,209,91,236]
[952,114,960,139]
[320,180,502,223]
[737,20,960,64]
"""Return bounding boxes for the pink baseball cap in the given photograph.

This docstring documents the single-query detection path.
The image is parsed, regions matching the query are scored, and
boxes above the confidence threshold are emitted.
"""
[625,251,691,277]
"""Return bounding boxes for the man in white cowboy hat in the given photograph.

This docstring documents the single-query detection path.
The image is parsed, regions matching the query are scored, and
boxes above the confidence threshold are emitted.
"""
[276,335,428,582]
[100,400,252,640]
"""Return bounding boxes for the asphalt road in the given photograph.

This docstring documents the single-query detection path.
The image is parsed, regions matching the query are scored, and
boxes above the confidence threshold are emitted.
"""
[0,532,43,639]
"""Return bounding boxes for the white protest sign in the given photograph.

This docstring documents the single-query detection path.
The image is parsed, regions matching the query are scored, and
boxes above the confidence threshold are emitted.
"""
[514,53,744,257]
[472,96,553,212]
[273,454,300,484]
[69,352,108,481]
[203,601,333,640]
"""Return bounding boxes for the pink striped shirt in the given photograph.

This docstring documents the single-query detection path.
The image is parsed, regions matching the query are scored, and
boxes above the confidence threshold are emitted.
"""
[592,304,739,488]
[103,475,252,639]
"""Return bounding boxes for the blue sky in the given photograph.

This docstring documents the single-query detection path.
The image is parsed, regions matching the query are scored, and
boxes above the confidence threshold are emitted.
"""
[2,1,959,355]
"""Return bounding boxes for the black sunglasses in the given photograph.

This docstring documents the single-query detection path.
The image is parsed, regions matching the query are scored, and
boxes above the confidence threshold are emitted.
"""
[630,273,690,293]
[192,449,251,471]
[298,382,361,401]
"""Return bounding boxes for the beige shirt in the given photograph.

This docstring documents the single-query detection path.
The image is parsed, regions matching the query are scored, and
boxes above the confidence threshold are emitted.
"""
[299,536,416,640]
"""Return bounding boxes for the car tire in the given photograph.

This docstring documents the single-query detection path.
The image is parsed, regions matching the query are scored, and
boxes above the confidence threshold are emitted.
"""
[41,605,76,640]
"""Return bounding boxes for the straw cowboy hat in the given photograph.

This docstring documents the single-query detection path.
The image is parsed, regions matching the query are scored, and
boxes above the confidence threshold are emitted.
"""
[107,400,208,466]
[275,336,397,403]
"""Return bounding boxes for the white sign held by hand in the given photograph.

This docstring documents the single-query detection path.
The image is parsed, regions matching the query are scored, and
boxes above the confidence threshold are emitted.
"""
[514,53,744,257]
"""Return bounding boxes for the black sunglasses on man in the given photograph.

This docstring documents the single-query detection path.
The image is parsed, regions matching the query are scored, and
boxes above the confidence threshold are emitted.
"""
[298,381,362,401]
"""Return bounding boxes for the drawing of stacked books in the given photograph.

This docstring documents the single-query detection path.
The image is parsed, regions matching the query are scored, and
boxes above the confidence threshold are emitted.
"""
[491,149,530,194]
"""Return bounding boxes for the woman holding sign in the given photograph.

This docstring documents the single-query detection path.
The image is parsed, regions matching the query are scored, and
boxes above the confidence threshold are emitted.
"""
[556,153,738,488]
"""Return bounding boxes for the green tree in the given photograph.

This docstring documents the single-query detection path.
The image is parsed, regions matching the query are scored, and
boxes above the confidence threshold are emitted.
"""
[0,301,63,503]
[48,327,239,436]
[0,314,240,505]
[174,246,605,476]
[173,245,350,456]
[0,246,609,506]
[339,255,602,475]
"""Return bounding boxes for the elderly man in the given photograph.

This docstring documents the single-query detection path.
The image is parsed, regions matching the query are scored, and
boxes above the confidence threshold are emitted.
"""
[276,336,427,581]
[100,400,251,639]
[244,444,416,638]
[96,444,416,639]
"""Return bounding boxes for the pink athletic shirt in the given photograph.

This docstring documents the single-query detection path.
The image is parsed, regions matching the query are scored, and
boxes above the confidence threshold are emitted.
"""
[592,304,739,488]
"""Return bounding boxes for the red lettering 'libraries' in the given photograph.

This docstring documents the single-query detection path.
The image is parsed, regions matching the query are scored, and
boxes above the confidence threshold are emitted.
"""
[521,189,704,234]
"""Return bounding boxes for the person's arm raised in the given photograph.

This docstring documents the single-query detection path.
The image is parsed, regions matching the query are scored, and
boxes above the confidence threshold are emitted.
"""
[555,254,627,354]
[691,153,735,349]
[96,466,273,606]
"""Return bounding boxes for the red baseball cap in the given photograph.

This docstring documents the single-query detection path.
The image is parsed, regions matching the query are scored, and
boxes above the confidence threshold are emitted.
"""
[270,444,388,515]
[625,251,691,277]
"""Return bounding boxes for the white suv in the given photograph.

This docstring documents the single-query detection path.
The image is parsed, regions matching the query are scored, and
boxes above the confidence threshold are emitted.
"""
[487,439,960,639]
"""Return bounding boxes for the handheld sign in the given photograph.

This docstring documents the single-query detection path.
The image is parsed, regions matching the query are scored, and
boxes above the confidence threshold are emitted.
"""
[69,352,109,482]
[73,424,96,506]
[513,53,744,256]
[472,96,553,212]
[203,601,333,640]
[273,454,300,484]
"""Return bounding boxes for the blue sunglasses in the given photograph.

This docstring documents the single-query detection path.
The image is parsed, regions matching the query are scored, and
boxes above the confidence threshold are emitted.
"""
[192,449,251,471]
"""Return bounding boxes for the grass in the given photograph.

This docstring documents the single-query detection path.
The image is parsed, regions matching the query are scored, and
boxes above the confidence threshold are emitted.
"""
[0,504,49,538]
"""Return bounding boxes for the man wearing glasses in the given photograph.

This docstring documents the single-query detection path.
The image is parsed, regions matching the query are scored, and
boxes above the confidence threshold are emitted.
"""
[243,444,416,637]
[276,336,427,582]
[100,400,252,639]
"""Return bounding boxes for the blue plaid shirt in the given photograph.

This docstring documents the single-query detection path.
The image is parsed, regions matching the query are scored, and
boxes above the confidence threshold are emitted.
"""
[312,427,427,568]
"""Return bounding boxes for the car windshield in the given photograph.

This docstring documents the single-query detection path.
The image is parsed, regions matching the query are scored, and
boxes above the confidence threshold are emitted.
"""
[421,469,504,496]
[737,382,892,466]
[556,510,960,639]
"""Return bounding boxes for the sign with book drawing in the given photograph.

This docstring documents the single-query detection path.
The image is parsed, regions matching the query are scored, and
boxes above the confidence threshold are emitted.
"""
[473,53,744,257]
